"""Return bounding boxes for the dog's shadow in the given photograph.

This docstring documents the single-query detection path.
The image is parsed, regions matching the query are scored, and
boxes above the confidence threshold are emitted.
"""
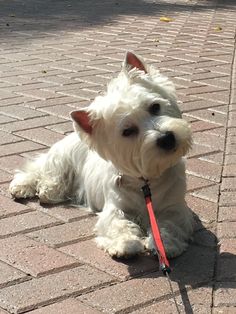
[115,214,235,312]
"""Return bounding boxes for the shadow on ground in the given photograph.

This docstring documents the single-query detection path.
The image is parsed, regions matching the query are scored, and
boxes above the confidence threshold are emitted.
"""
[0,0,231,36]
[122,216,235,312]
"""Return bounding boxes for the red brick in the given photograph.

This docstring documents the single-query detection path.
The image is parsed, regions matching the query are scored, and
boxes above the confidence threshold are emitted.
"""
[0,195,32,218]
[4,82,58,93]
[186,109,226,125]
[27,216,97,247]
[213,307,236,314]
[0,131,21,145]
[38,104,74,119]
[0,141,45,157]
[186,174,214,192]
[132,287,213,314]
[0,266,114,313]
[46,122,73,135]
[25,96,77,109]
[60,239,158,280]
[228,112,236,127]
[200,151,224,165]
[219,191,236,206]
[16,89,57,100]
[0,260,28,289]
[191,184,220,203]
[28,298,101,314]
[36,204,91,222]
[227,128,236,136]
[78,273,178,313]
[188,142,218,159]
[214,282,236,307]
[0,169,12,183]
[218,206,236,222]
[217,222,236,239]
[15,128,64,147]
[185,194,217,225]
[0,115,16,124]
[182,84,223,96]
[223,164,236,177]
[191,120,222,135]
[0,235,78,277]
[0,211,60,238]
[193,131,225,150]
[186,158,222,183]
[0,115,66,132]
[0,155,27,173]
[0,105,47,120]
[0,96,35,107]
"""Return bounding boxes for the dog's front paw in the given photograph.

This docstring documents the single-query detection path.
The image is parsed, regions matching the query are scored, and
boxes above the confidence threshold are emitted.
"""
[145,230,188,259]
[96,236,144,258]
[9,179,36,199]
[162,238,188,259]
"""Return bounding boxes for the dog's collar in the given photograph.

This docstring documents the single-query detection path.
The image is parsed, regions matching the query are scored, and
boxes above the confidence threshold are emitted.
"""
[116,173,149,188]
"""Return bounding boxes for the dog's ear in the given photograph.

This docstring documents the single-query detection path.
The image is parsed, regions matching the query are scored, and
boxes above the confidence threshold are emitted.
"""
[70,110,93,134]
[124,51,147,73]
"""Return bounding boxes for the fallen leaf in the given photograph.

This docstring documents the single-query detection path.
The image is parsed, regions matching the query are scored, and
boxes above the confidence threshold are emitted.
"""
[160,16,174,22]
[214,26,222,31]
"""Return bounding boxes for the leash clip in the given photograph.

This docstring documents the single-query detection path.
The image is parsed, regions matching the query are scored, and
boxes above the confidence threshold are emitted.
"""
[141,182,151,198]
[160,263,172,276]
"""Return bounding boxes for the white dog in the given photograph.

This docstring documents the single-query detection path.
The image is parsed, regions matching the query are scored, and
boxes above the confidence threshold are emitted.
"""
[10,52,193,258]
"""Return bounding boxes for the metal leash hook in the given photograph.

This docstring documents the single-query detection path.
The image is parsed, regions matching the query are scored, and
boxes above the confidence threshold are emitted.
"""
[141,182,181,314]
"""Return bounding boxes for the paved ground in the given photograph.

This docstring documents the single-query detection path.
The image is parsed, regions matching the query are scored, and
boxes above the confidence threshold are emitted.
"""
[0,0,235,313]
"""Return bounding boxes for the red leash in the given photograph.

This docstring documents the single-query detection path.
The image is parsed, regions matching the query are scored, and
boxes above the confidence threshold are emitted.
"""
[141,181,181,313]
[141,182,171,275]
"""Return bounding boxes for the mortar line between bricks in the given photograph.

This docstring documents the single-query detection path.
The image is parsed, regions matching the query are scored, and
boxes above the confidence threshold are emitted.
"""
[0,221,63,240]
[187,182,219,193]
[0,111,49,121]
[28,262,83,279]
[210,17,236,314]
[54,235,95,248]
[0,207,35,220]
[0,276,32,291]
[115,281,213,314]
[0,118,68,132]
[0,139,28,147]
[183,103,229,113]
[16,280,118,314]
[188,149,222,160]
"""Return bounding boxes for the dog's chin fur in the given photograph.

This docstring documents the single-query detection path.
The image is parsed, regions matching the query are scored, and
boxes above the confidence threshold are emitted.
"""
[9,52,194,259]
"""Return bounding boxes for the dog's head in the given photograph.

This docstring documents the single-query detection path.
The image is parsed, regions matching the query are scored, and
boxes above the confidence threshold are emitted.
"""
[71,52,192,179]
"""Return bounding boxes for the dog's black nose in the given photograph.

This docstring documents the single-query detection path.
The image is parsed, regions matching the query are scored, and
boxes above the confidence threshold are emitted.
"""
[157,131,176,151]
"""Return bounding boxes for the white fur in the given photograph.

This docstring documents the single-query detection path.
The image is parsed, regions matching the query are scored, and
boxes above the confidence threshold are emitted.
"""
[10,52,194,258]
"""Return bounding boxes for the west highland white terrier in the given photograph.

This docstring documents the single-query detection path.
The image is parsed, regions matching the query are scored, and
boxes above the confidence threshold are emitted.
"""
[10,52,193,258]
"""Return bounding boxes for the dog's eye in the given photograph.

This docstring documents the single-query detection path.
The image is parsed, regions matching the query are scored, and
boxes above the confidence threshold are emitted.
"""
[149,103,160,115]
[122,126,139,137]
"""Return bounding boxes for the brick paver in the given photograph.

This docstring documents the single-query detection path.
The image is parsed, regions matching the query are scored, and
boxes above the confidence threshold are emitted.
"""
[0,0,236,313]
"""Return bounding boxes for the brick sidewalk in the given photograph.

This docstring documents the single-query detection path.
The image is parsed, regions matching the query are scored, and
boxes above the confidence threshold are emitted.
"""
[0,0,236,313]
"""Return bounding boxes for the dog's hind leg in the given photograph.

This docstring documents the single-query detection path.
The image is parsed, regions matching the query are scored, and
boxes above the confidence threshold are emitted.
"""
[9,155,45,200]
[10,134,77,204]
